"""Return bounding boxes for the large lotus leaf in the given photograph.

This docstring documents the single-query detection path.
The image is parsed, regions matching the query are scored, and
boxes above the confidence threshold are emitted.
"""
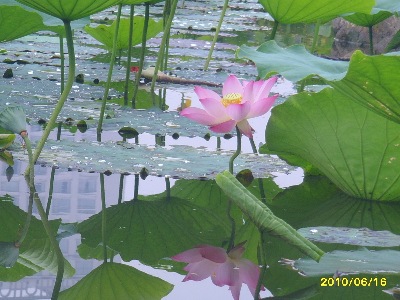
[0,5,46,42]
[258,0,374,24]
[329,51,400,125]
[85,16,163,51]
[266,85,400,201]
[0,197,74,280]
[0,134,15,150]
[237,41,349,82]
[15,0,121,21]
[344,10,392,27]
[59,263,173,300]
[295,248,400,276]
[78,197,230,265]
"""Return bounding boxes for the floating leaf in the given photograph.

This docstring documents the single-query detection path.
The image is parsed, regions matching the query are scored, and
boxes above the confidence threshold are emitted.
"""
[299,227,400,247]
[59,263,173,300]
[85,16,163,51]
[237,41,349,82]
[118,126,139,139]
[294,248,400,276]
[258,0,374,24]
[329,51,400,124]
[215,170,324,261]
[15,0,122,21]
[0,5,46,42]
[11,139,293,178]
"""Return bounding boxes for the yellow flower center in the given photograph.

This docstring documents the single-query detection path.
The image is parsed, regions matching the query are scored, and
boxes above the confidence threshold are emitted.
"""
[221,93,242,107]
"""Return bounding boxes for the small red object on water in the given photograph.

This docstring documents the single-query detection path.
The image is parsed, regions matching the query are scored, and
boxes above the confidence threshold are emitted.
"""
[130,66,139,72]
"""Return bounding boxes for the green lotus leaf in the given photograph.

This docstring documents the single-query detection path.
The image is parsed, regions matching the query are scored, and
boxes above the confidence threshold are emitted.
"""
[0,106,27,135]
[59,263,173,300]
[85,16,163,51]
[0,5,46,42]
[386,30,400,52]
[295,248,400,276]
[344,10,392,27]
[15,0,122,21]
[0,197,74,280]
[215,170,324,261]
[329,51,400,124]
[0,151,14,167]
[266,86,400,201]
[258,0,374,24]
[78,197,230,265]
[237,41,349,82]
[0,134,15,150]
[0,242,19,268]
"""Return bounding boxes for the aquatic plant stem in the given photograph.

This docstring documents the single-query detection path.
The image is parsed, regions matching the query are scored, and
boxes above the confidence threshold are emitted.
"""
[254,231,267,299]
[229,126,241,174]
[124,5,135,106]
[15,132,33,247]
[150,0,178,94]
[369,25,374,55]
[26,20,75,175]
[100,173,107,263]
[311,20,321,53]
[270,21,279,40]
[131,3,150,108]
[22,132,64,300]
[204,0,229,71]
[45,166,56,217]
[59,35,65,94]
[97,4,122,139]
[249,138,267,202]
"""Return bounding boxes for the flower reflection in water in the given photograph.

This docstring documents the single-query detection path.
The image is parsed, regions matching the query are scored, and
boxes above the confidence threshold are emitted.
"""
[172,242,263,300]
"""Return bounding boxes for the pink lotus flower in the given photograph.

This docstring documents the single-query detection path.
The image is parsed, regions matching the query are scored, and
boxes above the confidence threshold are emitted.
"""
[172,243,264,300]
[180,75,278,138]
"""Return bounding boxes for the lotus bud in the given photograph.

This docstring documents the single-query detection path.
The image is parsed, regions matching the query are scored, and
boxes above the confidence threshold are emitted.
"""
[0,106,27,135]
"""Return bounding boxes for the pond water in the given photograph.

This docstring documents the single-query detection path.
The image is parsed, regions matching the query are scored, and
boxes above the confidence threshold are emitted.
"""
[1,1,400,299]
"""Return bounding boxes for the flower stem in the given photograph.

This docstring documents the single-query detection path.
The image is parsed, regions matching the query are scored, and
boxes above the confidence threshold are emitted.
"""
[269,21,279,40]
[229,126,241,174]
[131,3,150,108]
[97,4,122,139]
[22,133,64,300]
[150,0,178,94]
[124,5,135,106]
[369,25,374,55]
[100,173,107,263]
[204,0,229,71]
[254,231,267,299]
[26,20,75,176]
[311,20,321,53]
